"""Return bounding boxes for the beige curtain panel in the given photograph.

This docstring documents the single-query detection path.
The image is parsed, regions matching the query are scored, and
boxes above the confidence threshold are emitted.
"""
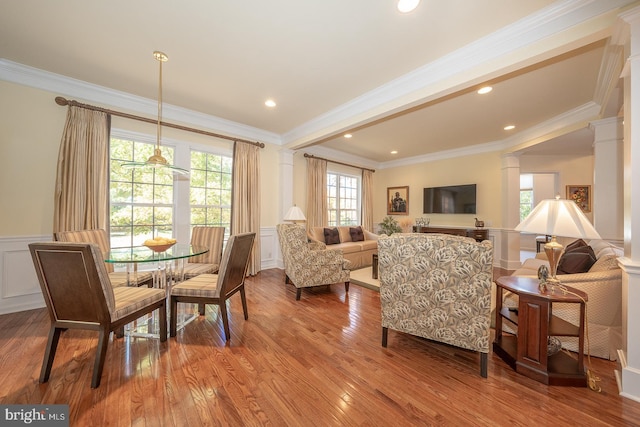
[53,106,110,234]
[305,157,327,230]
[231,141,261,276]
[361,169,374,232]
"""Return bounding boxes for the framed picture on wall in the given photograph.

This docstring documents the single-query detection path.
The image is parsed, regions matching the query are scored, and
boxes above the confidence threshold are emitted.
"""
[387,186,409,215]
[566,185,591,213]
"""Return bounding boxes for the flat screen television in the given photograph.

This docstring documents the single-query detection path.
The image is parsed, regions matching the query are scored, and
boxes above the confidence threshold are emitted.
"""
[423,184,476,214]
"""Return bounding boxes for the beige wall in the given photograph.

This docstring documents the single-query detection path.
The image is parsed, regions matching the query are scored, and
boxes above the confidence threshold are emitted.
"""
[0,81,66,236]
[0,80,593,237]
[520,153,595,222]
[0,81,282,236]
[373,152,504,230]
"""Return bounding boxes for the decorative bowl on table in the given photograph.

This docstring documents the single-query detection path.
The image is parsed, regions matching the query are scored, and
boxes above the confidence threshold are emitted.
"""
[143,237,177,253]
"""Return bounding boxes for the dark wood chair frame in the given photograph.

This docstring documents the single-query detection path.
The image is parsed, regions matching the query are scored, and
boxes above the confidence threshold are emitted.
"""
[170,232,255,341]
[29,242,167,388]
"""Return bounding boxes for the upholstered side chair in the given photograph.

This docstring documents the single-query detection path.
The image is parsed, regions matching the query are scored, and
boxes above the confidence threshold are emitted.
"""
[29,242,167,388]
[55,229,153,287]
[378,233,494,377]
[178,226,225,281]
[276,223,351,300]
[170,232,256,341]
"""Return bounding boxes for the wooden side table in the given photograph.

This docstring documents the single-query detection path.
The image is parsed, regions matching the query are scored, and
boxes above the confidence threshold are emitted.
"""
[493,276,588,387]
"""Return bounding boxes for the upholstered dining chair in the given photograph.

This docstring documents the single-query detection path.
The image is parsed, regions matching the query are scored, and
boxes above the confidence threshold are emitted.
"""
[178,226,225,281]
[29,242,167,388]
[55,229,153,287]
[169,232,255,341]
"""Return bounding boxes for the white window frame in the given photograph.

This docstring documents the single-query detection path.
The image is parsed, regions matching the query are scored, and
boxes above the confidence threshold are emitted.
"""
[327,170,361,227]
[110,129,232,246]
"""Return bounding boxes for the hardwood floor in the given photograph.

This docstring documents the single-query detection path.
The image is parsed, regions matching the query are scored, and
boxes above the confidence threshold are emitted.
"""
[1,268,639,426]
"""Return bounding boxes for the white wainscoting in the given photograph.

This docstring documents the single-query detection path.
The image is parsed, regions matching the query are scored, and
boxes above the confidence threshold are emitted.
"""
[0,230,284,315]
[260,226,283,270]
[0,235,48,315]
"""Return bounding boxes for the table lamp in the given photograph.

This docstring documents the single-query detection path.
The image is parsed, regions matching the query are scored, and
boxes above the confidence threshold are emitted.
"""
[284,205,306,223]
[515,195,601,287]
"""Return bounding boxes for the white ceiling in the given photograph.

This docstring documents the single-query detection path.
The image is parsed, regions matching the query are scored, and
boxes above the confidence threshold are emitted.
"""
[0,0,633,166]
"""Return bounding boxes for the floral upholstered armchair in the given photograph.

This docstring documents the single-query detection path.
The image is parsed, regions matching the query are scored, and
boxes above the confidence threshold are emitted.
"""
[276,224,351,300]
[378,233,494,377]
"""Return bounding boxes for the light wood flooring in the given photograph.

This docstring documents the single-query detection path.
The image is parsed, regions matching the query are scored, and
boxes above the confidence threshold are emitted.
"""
[1,268,639,426]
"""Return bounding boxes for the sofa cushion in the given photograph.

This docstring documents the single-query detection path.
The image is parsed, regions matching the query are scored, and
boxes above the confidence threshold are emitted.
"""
[337,227,352,243]
[349,226,365,242]
[323,227,340,245]
[331,242,363,254]
[589,255,620,272]
[360,240,379,251]
[557,244,596,274]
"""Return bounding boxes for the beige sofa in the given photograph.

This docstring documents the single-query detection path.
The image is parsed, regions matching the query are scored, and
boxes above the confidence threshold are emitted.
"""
[307,226,378,270]
[505,239,623,360]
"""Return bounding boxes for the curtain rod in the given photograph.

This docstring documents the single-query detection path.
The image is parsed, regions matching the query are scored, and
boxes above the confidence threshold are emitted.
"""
[303,153,375,173]
[55,96,265,148]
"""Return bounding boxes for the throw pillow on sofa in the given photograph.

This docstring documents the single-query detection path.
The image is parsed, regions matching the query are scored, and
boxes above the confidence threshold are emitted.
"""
[349,226,365,242]
[323,227,340,245]
[564,238,588,252]
[557,242,596,274]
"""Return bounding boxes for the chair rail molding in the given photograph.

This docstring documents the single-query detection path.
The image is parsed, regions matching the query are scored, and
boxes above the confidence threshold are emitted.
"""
[0,235,47,315]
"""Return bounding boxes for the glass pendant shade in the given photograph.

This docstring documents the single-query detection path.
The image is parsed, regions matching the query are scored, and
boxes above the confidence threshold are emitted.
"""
[122,51,189,176]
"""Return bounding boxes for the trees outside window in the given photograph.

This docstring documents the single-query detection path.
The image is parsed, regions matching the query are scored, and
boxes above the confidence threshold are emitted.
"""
[109,134,233,249]
[190,150,232,237]
[110,138,174,248]
[327,173,360,226]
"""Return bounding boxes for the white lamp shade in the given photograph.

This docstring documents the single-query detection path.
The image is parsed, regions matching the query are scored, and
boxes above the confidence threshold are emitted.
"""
[284,206,306,222]
[515,198,600,239]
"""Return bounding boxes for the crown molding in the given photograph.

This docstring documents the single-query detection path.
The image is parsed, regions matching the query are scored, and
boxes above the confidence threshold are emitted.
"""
[374,101,601,169]
[283,0,634,148]
[0,58,282,146]
[302,145,380,172]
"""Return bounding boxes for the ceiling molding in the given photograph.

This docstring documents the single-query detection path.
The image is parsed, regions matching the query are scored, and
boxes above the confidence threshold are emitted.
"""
[0,58,282,146]
[374,101,601,169]
[281,0,635,150]
[301,145,379,172]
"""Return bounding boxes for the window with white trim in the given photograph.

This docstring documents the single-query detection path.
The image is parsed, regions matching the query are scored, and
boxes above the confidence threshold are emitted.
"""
[520,174,534,222]
[109,132,233,248]
[110,137,175,248]
[190,150,232,235]
[327,172,360,226]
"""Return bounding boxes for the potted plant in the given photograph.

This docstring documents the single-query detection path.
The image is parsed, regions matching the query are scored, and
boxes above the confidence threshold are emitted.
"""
[379,216,403,235]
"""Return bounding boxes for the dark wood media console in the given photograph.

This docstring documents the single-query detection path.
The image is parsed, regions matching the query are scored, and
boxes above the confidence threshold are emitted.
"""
[413,226,488,242]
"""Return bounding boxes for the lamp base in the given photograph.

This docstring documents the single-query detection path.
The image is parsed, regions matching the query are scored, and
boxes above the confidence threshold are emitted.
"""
[543,236,564,283]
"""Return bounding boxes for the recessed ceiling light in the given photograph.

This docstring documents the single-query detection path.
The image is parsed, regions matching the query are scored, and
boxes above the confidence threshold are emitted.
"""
[264,99,276,108]
[391,150,398,154]
[397,0,420,13]
[344,133,353,139]
[477,86,492,94]
[504,125,515,130]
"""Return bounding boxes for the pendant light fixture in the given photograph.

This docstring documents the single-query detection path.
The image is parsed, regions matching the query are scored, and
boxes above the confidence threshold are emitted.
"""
[122,51,189,175]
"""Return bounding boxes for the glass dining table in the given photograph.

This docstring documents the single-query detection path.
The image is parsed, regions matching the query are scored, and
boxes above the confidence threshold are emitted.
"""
[105,244,209,338]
